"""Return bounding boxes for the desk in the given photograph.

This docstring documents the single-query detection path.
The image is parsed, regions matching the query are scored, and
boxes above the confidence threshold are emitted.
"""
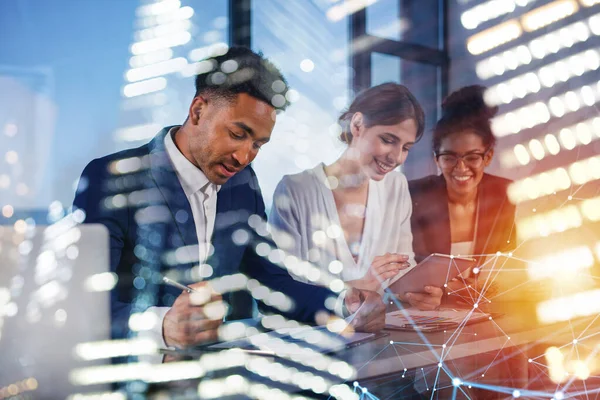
[335,303,599,398]
[152,306,599,399]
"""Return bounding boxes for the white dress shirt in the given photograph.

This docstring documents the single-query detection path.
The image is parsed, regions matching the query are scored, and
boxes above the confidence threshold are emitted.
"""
[143,127,219,362]
[164,127,220,262]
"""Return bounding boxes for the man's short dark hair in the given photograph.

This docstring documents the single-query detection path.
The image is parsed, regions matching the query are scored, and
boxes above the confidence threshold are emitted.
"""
[194,46,290,110]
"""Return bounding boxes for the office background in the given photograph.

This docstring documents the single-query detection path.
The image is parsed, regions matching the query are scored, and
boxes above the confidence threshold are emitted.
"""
[1,0,599,390]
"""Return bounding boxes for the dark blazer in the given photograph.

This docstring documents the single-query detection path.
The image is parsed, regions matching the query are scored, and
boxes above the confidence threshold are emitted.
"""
[408,173,517,265]
[73,127,335,339]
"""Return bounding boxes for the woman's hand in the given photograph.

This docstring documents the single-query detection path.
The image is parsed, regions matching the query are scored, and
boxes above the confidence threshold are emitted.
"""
[397,285,443,311]
[348,253,411,291]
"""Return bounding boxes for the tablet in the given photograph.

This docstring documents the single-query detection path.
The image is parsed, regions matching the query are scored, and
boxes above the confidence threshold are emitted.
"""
[388,253,476,295]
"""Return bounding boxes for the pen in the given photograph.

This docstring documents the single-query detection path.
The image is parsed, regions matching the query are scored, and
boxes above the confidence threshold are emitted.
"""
[162,276,197,293]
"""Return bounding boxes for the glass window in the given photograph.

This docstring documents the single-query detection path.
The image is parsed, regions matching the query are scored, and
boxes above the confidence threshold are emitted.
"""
[398,59,440,179]
[371,52,401,85]
[251,0,350,208]
[366,0,403,41]
[401,0,441,49]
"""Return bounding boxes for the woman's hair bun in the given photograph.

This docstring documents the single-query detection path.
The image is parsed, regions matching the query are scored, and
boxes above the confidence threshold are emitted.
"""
[441,85,498,120]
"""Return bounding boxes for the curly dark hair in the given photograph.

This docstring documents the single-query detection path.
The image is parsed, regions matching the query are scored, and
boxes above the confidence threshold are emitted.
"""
[194,46,289,110]
[432,85,498,153]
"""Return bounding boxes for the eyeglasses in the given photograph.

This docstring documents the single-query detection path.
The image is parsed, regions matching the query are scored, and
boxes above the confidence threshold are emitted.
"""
[435,148,490,168]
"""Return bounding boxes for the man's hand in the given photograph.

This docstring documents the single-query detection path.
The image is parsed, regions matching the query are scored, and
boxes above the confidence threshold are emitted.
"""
[397,286,443,311]
[348,253,411,291]
[344,287,385,332]
[162,282,224,348]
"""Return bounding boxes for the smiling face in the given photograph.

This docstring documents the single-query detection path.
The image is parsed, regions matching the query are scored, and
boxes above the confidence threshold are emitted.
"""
[350,113,418,181]
[175,93,275,185]
[435,131,493,198]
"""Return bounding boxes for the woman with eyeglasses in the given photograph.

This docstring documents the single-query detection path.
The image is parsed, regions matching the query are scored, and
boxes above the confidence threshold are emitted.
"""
[409,85,517,300]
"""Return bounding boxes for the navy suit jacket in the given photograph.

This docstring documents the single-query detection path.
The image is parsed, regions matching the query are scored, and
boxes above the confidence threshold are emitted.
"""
[73,127,335,339]
[408,173,517,266]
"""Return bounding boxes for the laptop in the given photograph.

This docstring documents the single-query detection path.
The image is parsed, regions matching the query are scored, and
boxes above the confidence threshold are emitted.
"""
[0,223,111,398]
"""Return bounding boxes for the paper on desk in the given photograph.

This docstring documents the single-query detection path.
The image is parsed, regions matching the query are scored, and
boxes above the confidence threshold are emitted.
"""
[386,308,489,328]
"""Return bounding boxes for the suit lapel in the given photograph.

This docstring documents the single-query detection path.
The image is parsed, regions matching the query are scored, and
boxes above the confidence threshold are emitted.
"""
[474,174,504,257]
[433,176,452,255]
[148,127,198,249]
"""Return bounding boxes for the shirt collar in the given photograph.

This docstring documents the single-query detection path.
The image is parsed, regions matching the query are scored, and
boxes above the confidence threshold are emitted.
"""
[164,126,221,197]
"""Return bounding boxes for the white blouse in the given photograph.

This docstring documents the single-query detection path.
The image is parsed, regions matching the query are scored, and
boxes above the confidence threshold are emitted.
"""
[269,163,416,286]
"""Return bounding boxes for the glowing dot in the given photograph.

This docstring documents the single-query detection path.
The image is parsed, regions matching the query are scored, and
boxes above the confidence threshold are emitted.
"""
[555,392,564,400]
[285,89,299,103]
[390,340,394,344]
[452,378,461,386]
[255,242,271,257]
[232,229,250,245]
[271,94,286,108]
[328,260,343,274]
[361,387,368,393]
[473,267,480,274]
[438,363,442,367]
[133,276,146,289]
[220,59,238,73]
[26,378,38,390]
[568,195,573,200]
[5,151,18,164]
[513,390,521,398]
[66,245,79,260]
[2,205,14,218]
[210,71,226,85]
[13,220,26,234]
[474,303,479,308]
[4,302,17,316]
[573,339,578,344]
[326,224,342,239]
[329,279,345,293]
[442,344,447,348]
[7,385,18,395]
[353,382,359,387]
[300,59,314,72]
[312,230,327,246]
[271,80,286,93]
[528,358,533,363]
[55,309,67,323]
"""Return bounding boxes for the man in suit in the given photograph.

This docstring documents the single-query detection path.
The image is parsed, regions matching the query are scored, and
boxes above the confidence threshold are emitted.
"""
[73,47,384,351]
